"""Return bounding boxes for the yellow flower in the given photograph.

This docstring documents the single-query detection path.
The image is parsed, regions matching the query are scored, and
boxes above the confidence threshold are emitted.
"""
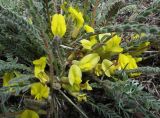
[68,7,84,38]
[102,59,116,77]
[62,82,85,102]
[84,25,97,44]
[31,82,49,100]
[51,14,66,38]
[71,92,87,102]
[103,35,123,53]
[3,72,15,86]
[132,33,146,39]
[118,54,138,70]
[33,57,46,75]
[62,78,91,102]
[62,83,87,102]
[36,71,49,84]
[68,7,84,28]
[84,25,94,33]
[80,39,95,50]
[68,65,82,86]
[77,93,87,102]
[94,64,103,76]
[98,33,111,41]
[33,57,49,83]
[78,53,100,72]
[80,80,92,90]
[80,25,97,50]
[20,109,39,118]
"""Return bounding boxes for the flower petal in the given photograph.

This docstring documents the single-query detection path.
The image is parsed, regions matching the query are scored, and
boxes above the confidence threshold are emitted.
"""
[102,59,113,77]
[20,109,39,118]
[103,35,123,53]
[68,7,84,28]
[118,54,138,70]
[31,82,49,100]
[80,80,92,90]
[84,25,94,33]
[3,72,15,86]
[80,39,93,50]
[68,65,82,85]
[51,14,66,37]
[79,53,100,71]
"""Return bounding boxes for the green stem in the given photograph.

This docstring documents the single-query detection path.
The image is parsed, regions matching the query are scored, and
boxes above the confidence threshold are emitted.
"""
[91,0,100,27]
[52,0,57,13]
[41,32,56,118]
[44,0,51,24]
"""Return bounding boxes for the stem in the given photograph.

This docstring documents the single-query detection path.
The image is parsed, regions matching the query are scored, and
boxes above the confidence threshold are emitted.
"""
[48,49,55,118]
[41,32,56,118]
[54,40,64,71]
[0,111,23,118]
[52,0,57,13]
[44,0,51,24]
[61,0,64,14]
[91,0,100,28]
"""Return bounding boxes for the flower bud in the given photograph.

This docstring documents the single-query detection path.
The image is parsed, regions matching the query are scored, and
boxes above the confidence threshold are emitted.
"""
[51,14,66,38]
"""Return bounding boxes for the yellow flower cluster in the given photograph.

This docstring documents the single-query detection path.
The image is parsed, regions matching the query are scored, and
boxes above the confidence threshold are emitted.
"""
[31,57,50,100]
[62,53,100,101]
[45,4,150,102]
[49,5,150,101]
[78,25,149,78]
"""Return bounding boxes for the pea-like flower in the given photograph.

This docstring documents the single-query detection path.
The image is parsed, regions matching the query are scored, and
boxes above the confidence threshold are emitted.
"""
[102,59,117,77]
[103,35,123,53]
[20,109,39,118]
[118,53,138,70]
[68,7,84,28]
[3,72,15,86]
[78,53,100,72]
[31,82,49,100]
[68,7,84,38]
[84,25,94,32]
[80,25,97,50]
[80,39,94,50]
[33,57,49,83]
[51,14,66,38]
[94,64,103,76]
[68,65,82,86]
[80,80,92,90]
